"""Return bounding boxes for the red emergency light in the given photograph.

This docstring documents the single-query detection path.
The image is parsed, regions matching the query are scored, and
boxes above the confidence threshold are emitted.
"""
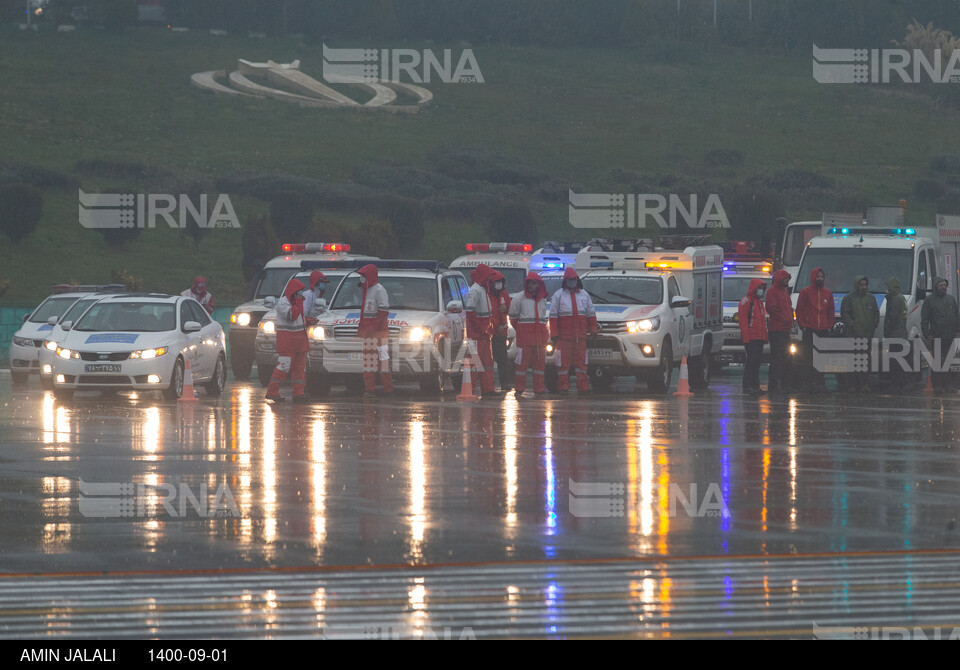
[466,243,533,253]
[282,242,352,253]
[281,243,307,253]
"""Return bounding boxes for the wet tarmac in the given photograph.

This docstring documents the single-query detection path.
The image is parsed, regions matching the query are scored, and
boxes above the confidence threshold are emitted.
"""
[1,369,960,638]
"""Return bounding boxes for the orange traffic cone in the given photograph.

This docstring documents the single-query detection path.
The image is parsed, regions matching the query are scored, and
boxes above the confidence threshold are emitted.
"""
[674,355,693,397]
[457,356,480,402]
[179,358,198,403]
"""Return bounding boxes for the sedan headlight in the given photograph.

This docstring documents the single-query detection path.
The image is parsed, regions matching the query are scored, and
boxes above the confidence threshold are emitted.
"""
[231,312,252,327]
[259,320,275,335]
[130,347,168,359]
[408,326,432,342]
[627,317,660,333]
[44,340,58,351]
[56,347,79,359]
[13,336,32,347]
[309,326,325,341]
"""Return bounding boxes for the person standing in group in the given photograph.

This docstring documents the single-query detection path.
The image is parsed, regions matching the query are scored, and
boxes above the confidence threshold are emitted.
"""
[882,276,909,389]
[357,264,394,397]
[489,270,514,392]
[303,270,330,319]
[265,279,309,403]
[464,263,499,397]
[921,276,960,391]
[182,276,215,315]
[795,267,835,391]
[840,276,879,392]
[509,271,550,398]
[765,269,793,393]
[738,278,768,396]
[549,267,598,395]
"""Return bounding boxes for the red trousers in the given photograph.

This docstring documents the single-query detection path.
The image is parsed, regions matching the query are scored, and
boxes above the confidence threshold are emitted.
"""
[556,338,589,391]
[267,351,306,398]
[515,345,546,393]
[362,336,394,393]
[468,337,495,394]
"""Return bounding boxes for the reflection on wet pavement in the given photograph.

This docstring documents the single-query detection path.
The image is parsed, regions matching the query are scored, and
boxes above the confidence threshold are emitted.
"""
[2,373,960,637]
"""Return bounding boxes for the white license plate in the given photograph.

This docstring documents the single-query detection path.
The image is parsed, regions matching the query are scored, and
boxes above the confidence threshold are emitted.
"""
[347,353,364,360]
[587,348,618,360]
[84,364,121,373]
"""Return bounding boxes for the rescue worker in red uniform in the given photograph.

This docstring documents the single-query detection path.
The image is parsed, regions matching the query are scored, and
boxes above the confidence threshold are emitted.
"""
[509,271,550,398]
[738,277,768,396]
[464,263,499,396]
[489,270,514,392]
[303,270,329,319]
[357,264,394,396]
[765,269,793,393]
[795,266,835,391]
[549,267,598,394]
[181,276,215,315]
[265,278,309,403]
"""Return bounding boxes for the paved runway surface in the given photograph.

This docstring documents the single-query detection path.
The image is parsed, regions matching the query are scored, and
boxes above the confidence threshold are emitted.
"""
[2,370,960,638]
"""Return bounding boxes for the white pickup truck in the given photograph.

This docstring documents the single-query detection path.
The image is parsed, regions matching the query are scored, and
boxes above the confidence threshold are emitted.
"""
[571,243,724,392]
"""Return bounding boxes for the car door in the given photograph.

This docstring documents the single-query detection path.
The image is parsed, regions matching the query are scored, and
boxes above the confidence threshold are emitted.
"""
[667,275,688,360]
[451,275,469,364]
[188,299,220,380]
[180,300,205,379]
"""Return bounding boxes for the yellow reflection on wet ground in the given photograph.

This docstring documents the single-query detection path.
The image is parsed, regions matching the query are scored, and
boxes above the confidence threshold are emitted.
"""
[311,419,327,555]
[503,402,518,531]
[408,421,426,561]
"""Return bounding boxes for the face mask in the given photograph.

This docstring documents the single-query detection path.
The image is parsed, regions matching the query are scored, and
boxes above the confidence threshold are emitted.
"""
[757,289,765,299]
[359,277,367,286]
[566,280,578,289]
[494,282,504,291]
[313,286,325,297]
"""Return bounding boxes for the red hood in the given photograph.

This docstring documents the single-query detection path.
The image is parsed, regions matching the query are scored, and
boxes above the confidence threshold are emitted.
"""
[524,271,548,302]
[562,267,582,291]
[470,263,495,287]
[747,278,767,298]
[192,276,207,295]
[772,269,791,286]
[489,270,505,290]
[309,271,329,290]
[357,265,379,286]
[809,267,824,286]
[284,278,305,301]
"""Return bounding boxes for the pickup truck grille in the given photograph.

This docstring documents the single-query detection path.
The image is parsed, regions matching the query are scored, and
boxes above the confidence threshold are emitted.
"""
[333,325,403,340]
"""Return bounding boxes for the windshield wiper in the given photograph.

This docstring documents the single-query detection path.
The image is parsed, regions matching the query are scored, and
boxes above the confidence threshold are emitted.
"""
[607,291,646,305]
[584,290,608,304]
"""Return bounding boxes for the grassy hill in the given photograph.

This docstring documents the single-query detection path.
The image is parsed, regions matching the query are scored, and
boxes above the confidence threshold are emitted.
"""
[2,26,960,304]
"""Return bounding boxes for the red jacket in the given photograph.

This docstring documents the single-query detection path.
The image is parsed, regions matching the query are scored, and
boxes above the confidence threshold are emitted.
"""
[549,267,598,341]
[465,264,496,339]
[509,271,550,347]
[765,269,794,332]
[275,279,309,354]
[738,278,768,343]
[795,267,835,332]
[357,265,390,339]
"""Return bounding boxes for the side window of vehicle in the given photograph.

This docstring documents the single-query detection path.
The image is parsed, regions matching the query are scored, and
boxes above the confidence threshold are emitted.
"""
[928,250,937,285]
[668,277,681,302]
[917,251,928,293]
[455,276,469,300]
[442,277,455,308]
[180,303,192,332]
[188,300,211,326]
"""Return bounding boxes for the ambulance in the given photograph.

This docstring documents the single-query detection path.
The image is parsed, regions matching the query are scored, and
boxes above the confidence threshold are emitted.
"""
[227,243,377,381]
[791,206,960,353]
[449,242,533,294]
[572,238,724,392]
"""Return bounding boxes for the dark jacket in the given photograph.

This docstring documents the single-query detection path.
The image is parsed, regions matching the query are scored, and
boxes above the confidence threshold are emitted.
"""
[840,275,879,338]
[883,277,908,339]
[921,277,960,340]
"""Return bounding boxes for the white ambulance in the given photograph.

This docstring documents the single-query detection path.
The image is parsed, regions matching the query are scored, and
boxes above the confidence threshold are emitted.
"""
[228,242,377,381]
[572,240,724,393]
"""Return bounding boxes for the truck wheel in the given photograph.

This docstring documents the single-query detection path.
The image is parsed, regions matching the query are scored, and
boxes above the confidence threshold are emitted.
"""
[306,373,332,397]
[257,362,274,387]
[688,354,707,390]
[420,370,443,395]
[708,352,723,375]
[648,348,673,394]
[204,354,227,397]
[230,347,253,381]
[163,358,185,401]
[588,365,615,392]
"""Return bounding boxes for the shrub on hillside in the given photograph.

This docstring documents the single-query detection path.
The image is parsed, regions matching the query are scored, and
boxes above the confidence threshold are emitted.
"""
[487,198,538,244]
[0,183,42,245]
[914,179,946,201]
[271,190,315,241]
[110,268,144,293]
[929,154,960,174]
[384,198,426,254]
[241,213,279,282]
[95,225,142,249]
[703,149,745,169]
[429,148,549,186]
[0,160,77,190]
[344,218,399,260]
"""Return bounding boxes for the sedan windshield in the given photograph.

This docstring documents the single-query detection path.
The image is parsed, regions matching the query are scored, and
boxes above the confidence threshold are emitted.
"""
[795,248,913,294]
[75,302,177,332]
[331,277,438,311]
[580,276,662,305]
[29,296,80,323]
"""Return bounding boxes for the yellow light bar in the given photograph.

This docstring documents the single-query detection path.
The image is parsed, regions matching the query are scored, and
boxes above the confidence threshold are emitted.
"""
[645,262,673,269]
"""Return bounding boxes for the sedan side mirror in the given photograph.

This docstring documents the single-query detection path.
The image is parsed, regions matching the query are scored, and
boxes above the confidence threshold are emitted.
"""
[671,296,692,309]
[446,300,464,314]
[264,296,277,308]
[60,321,73,332]
[184,321,202,333]
[22,313,30,322]
[47,316,59,326]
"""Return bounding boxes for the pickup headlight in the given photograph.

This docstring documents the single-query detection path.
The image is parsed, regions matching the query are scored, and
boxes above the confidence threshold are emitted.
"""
[408,326,432,342]
[13,336,33,347]
[309,326,325,341]
[259,320,275,335]
[627,317,660,333]
[130,347,168,359]
[231,312,252,327]
[44,340,58,351]
[56,347,79,360]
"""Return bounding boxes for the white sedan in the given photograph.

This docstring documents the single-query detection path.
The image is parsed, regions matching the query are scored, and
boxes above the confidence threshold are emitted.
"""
[50,294,226,400]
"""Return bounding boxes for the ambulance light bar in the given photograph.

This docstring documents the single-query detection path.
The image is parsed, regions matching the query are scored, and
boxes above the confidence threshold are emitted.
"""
[282,242,351,253]
[465,243,533,253]
[826,227,916,236]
